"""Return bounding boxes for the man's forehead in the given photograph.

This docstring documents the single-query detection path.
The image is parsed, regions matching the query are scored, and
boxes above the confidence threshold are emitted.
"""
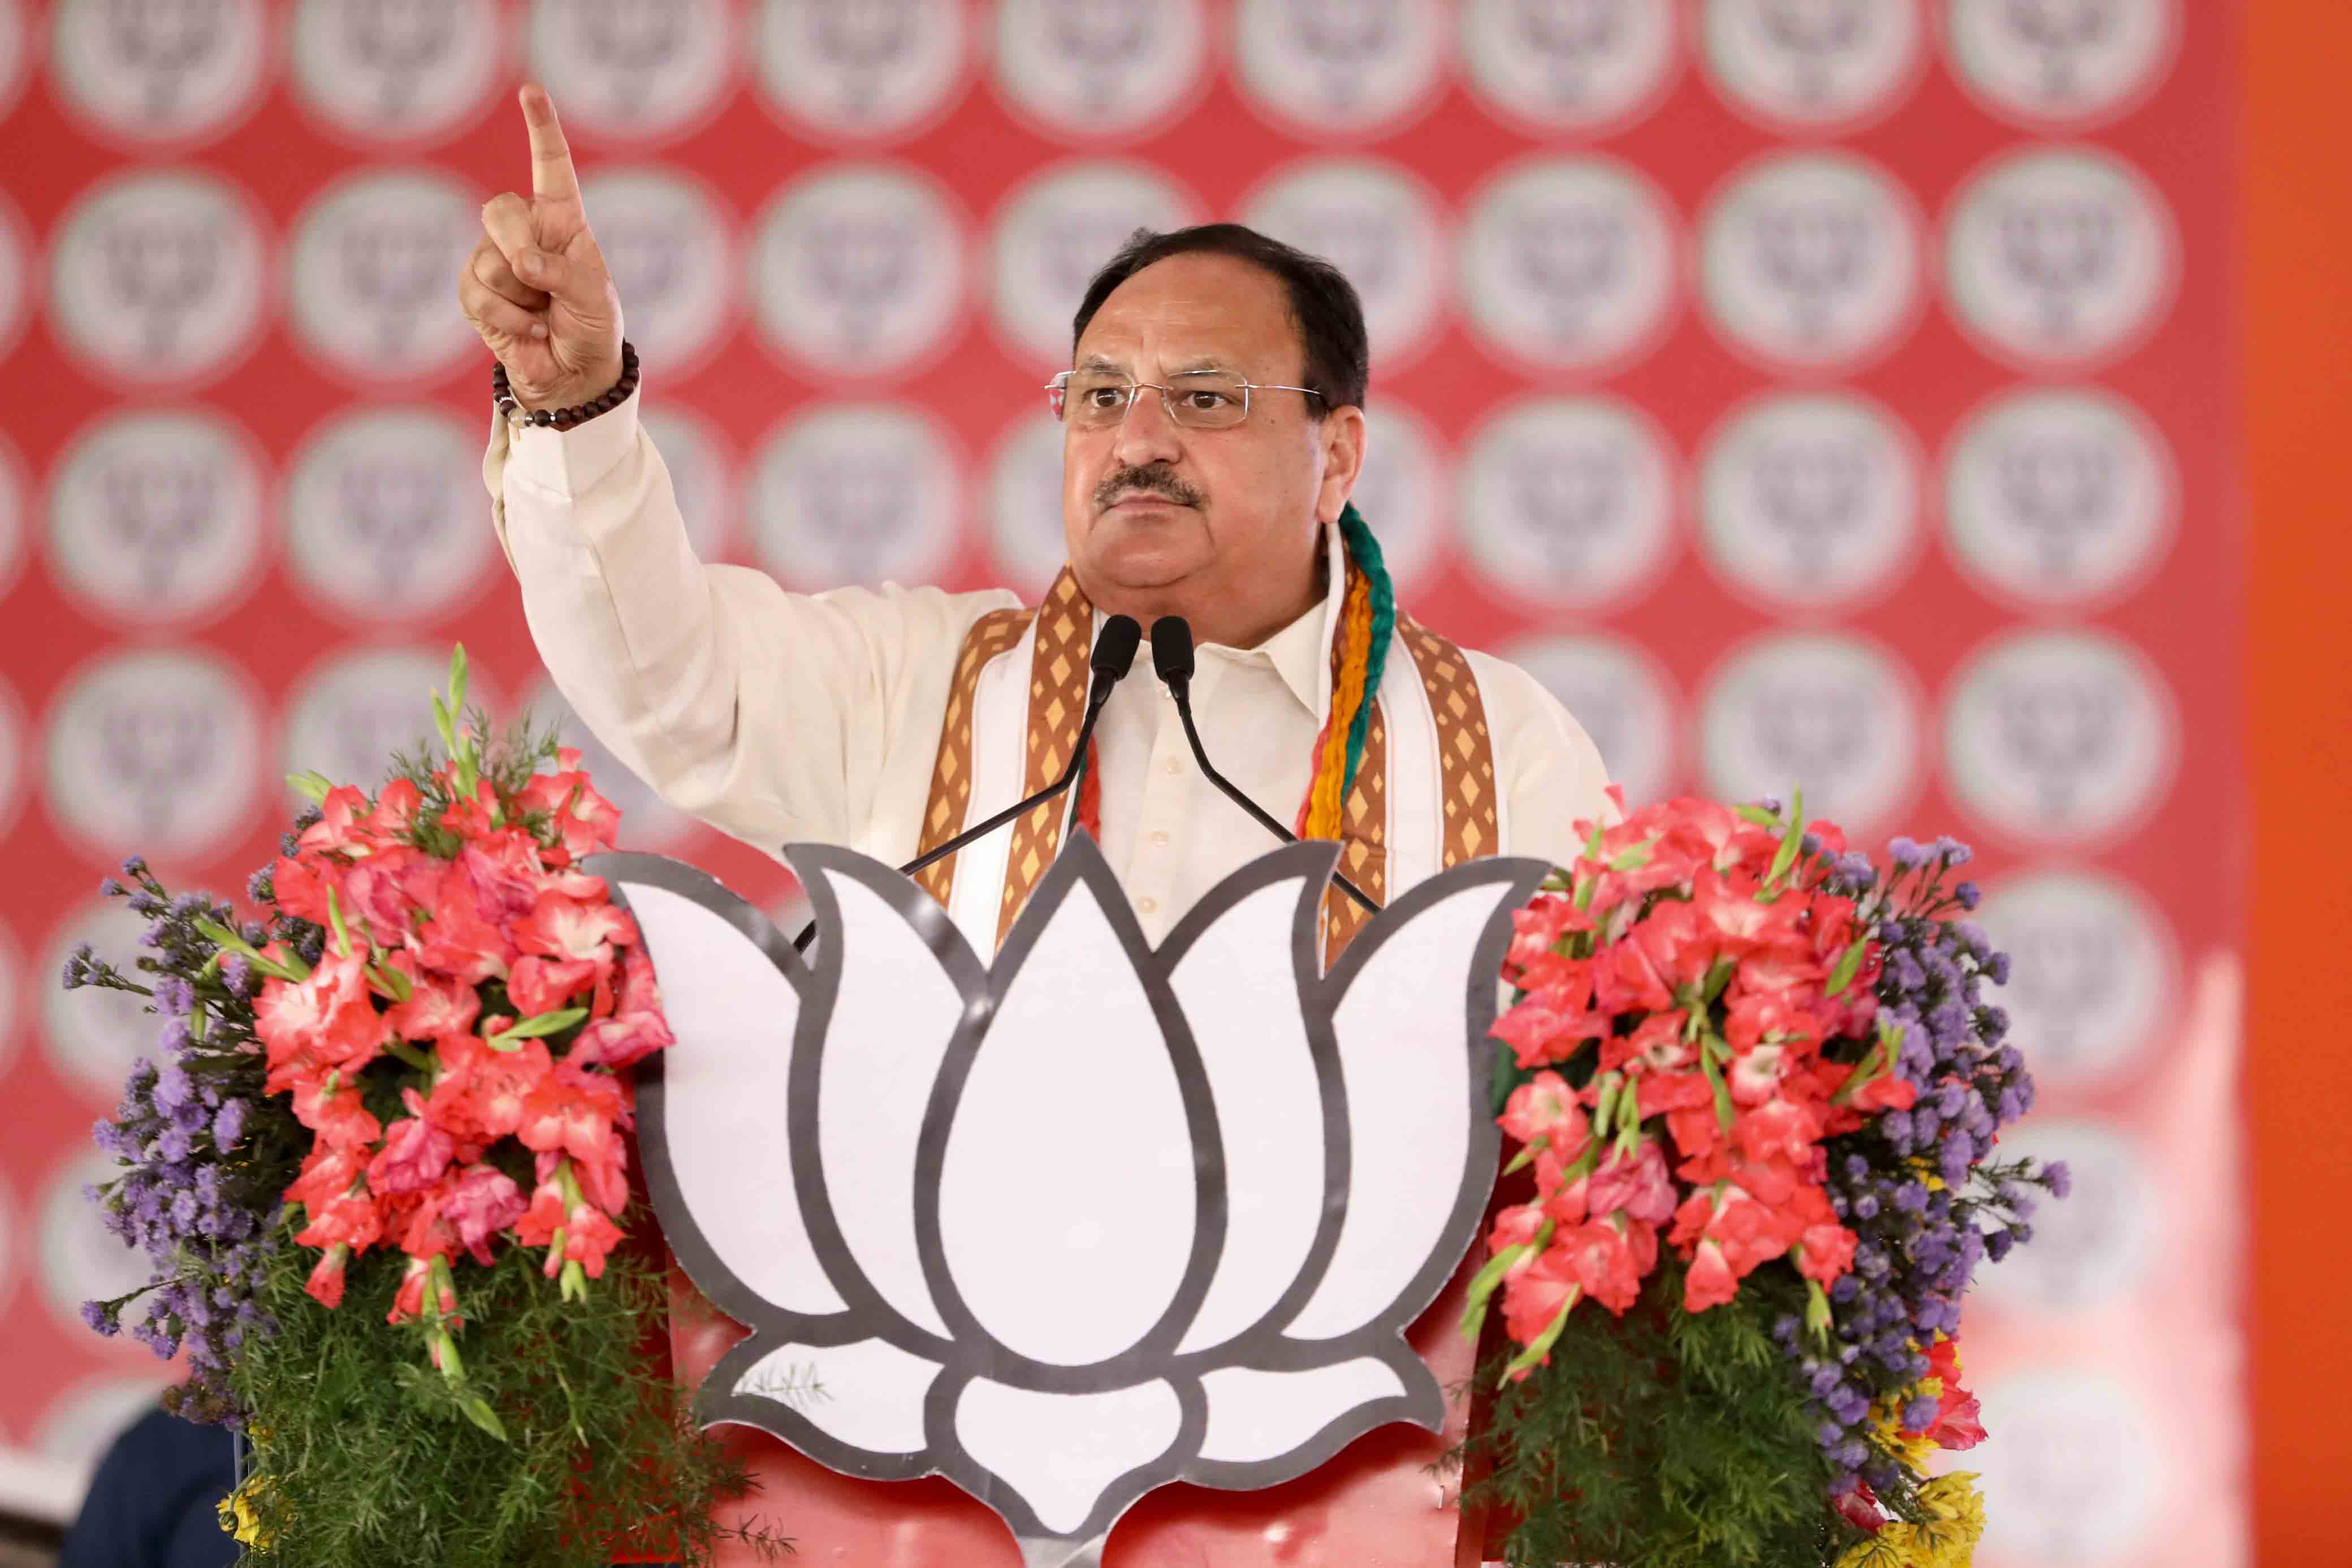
[1074,350,1237,376]
[1073,253,1298,371]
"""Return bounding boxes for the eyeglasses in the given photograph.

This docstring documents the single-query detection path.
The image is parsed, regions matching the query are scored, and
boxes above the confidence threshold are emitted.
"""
[1045,369,1326,431]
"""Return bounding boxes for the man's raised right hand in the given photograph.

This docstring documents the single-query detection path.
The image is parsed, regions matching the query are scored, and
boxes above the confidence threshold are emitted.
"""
[458,82,625,414]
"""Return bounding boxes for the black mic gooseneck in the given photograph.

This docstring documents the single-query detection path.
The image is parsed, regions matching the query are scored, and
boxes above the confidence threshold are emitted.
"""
[1149,616,1380,916]
[790,613,1143,951]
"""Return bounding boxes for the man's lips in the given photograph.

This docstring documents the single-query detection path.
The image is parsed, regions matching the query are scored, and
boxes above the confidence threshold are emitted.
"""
[1101,492,1194,513]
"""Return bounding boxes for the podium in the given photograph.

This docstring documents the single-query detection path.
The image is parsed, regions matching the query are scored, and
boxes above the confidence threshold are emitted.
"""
[592,836,1546,1568]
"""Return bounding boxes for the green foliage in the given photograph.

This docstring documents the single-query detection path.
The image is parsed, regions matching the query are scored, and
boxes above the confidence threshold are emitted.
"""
[1460,1261,1875,1568]
[229,1204,790,1568]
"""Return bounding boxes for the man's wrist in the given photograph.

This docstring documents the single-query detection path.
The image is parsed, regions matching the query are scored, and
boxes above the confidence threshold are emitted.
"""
[493,343,638,432]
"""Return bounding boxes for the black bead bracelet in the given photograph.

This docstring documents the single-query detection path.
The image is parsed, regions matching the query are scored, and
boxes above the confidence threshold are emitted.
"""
[492,339,639,432]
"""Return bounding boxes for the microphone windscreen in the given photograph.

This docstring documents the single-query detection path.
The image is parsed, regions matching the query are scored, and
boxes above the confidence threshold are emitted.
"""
[1091,614,1143,680]
[1150,616,1196,685]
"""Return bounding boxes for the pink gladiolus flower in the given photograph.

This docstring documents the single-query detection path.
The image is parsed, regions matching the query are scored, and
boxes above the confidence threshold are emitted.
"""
[305,1245,350,1309]
[1499,1071,1586,1154]
[512,890,638,967]
[443,1164,528,1264]
[572,1006,673,1072]
[518,764,622,860]
[297,785,377,856]
[339,843,429,947]
[409,860,514,982]
[254,948,382,1074]
[269,853,335,927]
[382,955,482,1043]
[295,1188,384,1253]
[1500,1247,1580,1354]
[429,1032,554,1142]
[1555,1213,1657,1315]
[369,1089,456,1196]
[1586,1138,1676,1227]
[290,1072,383,1152]
[516,1060,629,1169]
[509,954,598,1016]
[388,1254,459,1326]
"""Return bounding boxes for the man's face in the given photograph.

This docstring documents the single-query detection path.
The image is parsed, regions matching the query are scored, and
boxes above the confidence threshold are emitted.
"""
[1060,252,1365,648]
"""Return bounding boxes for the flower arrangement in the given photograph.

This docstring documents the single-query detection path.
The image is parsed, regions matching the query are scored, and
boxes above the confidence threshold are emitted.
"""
[1461,790,2066,1568]
[68,649,783,1568]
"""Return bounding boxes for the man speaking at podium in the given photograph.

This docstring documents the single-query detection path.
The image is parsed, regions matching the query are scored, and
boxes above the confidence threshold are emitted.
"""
[461,83,1611,1565]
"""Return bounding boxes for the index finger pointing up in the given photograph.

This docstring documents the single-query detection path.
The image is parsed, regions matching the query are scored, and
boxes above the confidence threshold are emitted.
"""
[518,82,580,205]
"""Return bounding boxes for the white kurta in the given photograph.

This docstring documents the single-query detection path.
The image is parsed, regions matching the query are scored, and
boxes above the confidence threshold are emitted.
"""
[481,379,1614,943]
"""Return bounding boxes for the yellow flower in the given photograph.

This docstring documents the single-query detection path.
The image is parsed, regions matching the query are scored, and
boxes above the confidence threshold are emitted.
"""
[217,1475,273,1548]
[1833,1473,1987,1568]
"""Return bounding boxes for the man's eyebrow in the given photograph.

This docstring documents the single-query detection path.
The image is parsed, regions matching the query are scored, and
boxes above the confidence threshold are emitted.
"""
[1076,353,1127,374]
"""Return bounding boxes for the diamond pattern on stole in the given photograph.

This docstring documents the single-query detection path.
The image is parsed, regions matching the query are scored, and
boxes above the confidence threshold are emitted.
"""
[1398,614,1498,869]
[993,569,1095,947]
[911,607,1035,911]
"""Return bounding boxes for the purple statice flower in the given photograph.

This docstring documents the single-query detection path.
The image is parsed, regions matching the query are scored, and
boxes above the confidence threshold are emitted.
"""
[153,976,196,1016]
[80,1300,121,1336]
[220,954,253,997]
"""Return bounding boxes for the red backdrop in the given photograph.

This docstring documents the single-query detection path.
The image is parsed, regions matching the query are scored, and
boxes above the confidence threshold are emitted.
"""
[0,4,2246,1563]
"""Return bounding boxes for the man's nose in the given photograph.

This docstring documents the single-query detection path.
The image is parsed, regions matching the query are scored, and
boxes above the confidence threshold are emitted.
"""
[1112,385,1183,469]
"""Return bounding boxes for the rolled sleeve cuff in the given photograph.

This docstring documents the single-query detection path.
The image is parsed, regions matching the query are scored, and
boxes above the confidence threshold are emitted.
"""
[503,377,643,501]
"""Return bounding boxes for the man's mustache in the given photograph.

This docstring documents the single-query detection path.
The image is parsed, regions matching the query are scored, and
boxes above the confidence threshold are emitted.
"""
[1094,464,1203,512]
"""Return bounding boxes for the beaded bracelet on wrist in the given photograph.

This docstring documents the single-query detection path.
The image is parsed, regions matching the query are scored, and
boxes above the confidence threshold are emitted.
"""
[492,340,639,431]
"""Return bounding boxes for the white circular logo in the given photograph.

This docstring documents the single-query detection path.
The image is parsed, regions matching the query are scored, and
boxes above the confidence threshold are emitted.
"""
[46,168,269,388]
[987,160,1201,367]
[41,1150,166,1343]
[1943,627,2174,844]
[289,0,506,144]
[1700,150,1922,372]
[756,0,968,142]
[1944,146,2177,367]
[1347,398,1446,596]
[46,407,265,628]
[1701,0,1925,129]
[288,167,482,386]
[1698,631,1919,837]
[0,193,32,363]
[1697,391,1919,610]
[1456,395,1675,611]
[1947,0,2180,127]
[984,408,1070,596]
[580,165,738,377]
[1502,634,1677,811]
[49,0,267,144]
[41,896,166,1106]
[750,161,965,378]
[1239,156,1449,370]
[1971,1366,2163,1564]
[284,406,490,625]
[1943,386,2176,607]
[1231,0,1449,136]
[280,646,501,810]
[526,673,699,851]
[0,672,23,845]
[1974,1119,2156,1313]
[0,0,28,122]
[641,405,738,565]
[1458,155,1679,375]
[992,0,1209,142]
[1458,0,1679,135]
[44,646,262,863]
[750,402,962,592]
[1978,869,2171,1090]
[526,0,736,144]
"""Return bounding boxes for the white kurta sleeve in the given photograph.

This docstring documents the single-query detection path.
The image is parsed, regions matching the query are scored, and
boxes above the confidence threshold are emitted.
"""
[481,380,1017,856]
[1468,650,1621,878]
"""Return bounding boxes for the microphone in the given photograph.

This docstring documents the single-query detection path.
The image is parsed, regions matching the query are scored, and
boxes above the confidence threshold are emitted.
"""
[1148,616,1379,916]
[791,613,1143,951]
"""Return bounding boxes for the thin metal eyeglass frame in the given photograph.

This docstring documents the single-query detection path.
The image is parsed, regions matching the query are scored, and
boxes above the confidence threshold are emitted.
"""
[1044,371,1327,429]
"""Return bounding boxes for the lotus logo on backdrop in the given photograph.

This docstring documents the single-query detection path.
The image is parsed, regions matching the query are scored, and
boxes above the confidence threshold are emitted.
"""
[639,408,739,565]
[1240,157,1447,369]
[0,678,20,851]
[1944,387,2175,607]
[46,409,263,627]
[0,1,25,120]
[1232,0,1447,135]
[578,167,737,375]
[47,170,267,387]
[1971,1368,2163,1565]
[0,440,21,612]
[0,197,29,362]
[985,408,1074,595]
[1975,1123,2154,1317]
[1459,155,1677,372]
[1944,148,2176,367]
[604,838,1541,1563]
[1697,392,1918,610]
[528,676,699,853]
[751,163,963,376]
[1700,0,1925,129]
[1947,0,2178,125]
[993,0,1209,141]
[1700,631,1919,841]
[1458,0,1679,133]
[42,901,162,1104]
[1700,151,1921,371]
[1976,870,2168,1090]
[526,0,734,142]
[987,161,1199,365]
[751,404,959,592]
[1943,629,2174,845]
[756,0,967,141]
[287,170,479,384]
[288,0,503,143]
[1458,396,1675,611]
[279,649,494,817]
[1504,634,1677,811]
[49,0,266,143]
[284,407,489,625]
[44,648,260,862]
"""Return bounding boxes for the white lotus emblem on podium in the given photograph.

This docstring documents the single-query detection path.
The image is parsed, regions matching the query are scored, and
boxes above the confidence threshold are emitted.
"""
[595,837,1545,1567]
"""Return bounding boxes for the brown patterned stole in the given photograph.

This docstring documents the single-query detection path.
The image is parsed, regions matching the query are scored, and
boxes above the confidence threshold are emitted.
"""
[910,566,1498,960]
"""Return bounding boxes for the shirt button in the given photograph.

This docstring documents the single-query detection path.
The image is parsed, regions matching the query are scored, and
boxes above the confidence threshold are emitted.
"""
[1136,895,1158,915]
[1149,830,1169,847]
[1163,756,1184,776]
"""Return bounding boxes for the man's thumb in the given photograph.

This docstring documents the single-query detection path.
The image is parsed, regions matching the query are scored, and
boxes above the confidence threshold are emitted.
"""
[516,246,594,309]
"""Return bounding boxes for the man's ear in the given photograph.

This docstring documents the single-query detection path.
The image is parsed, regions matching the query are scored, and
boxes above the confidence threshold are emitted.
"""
[1315,405,1369,525]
